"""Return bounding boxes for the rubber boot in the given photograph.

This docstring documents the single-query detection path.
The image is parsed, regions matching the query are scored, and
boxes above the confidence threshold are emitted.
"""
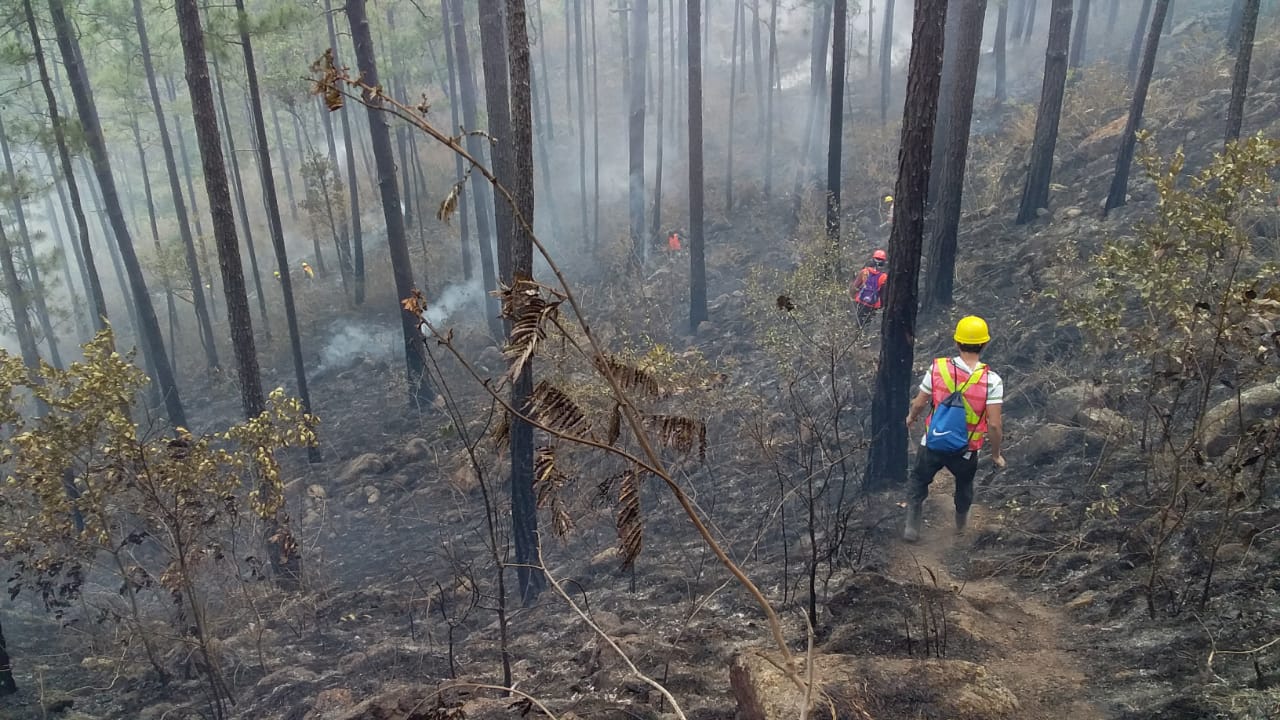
[903,503,922,543]
[955,510,969,534]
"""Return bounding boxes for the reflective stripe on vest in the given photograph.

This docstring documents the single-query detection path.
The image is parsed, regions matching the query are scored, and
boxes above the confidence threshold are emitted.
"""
[926,358,989,451]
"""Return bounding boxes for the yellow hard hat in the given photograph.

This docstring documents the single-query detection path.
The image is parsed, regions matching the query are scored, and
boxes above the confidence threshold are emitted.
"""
[954,316,990,345]
[884,195,894,202]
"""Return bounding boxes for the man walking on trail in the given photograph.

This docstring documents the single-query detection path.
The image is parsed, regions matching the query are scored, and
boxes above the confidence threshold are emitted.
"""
[903,316,1006,542]
[849,249,889,329]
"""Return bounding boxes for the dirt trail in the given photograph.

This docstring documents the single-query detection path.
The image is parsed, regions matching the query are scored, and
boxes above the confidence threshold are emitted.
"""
[887,475,1107,720]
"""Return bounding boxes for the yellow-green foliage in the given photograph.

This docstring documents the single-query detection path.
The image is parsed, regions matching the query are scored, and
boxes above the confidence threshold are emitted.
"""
[1065,135,1280,363]
[0,330,317,599]
[747,240,861,379]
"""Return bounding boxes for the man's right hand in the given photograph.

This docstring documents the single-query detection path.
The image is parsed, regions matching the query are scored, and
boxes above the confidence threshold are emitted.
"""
[992,454,1007,469]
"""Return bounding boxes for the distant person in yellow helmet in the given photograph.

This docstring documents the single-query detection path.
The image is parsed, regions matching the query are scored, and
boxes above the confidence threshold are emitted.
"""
[301,261,315,280]
[880,194,895,228]
[903,316,1006,542]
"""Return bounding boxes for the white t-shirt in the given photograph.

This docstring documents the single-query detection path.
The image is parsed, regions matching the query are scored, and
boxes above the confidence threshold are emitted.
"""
[917,357,1003,447]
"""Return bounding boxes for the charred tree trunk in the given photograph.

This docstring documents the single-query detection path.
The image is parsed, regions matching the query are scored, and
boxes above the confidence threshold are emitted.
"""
[1015,0,1072,225]
[1024,0,1038,42]
[211,56,272,342]
[49,0,186,426]
[478,0,515,284]
[866,0,947,491]
[0,222,43,369]
[688,0,707,331]
[825,0,847,267]
[652,0,666,237]
[128,117,181,372]
[1011,0,1026,38]
[24,0,106,332]
[347,0,435,406]
[628,0,650,268]
[924,0,987,309]
[271,105,299,222]
[789,3,832,223]
[42,165,90,343]
[751,0,764,130]
[449,0,503,339]
[575,0,591,242]
[928,6,964,207]
[1104,0,1169,215]
[763,0,779,194]
[324,0,364,305]
[505,0,547,607]
[994,1,1008,103]
[725,0,742,212]
[1227,0,1246,53]
[0,114,63,368]
[441,0,473,280]
[1225,0,1261,145]
[234,0,320,471]
[134,0,218,371]
[1126,0,1152,81]
[167,74,216,319]
[590,0,601,246]
[534,0,555,139]
[1069,0,1090,68]
[174,0,263,422]
[317,99,353,295]
[82,155,141,343]
[879,0,896,124]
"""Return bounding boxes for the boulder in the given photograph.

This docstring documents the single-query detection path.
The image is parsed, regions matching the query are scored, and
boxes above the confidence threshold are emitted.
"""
[306,688,355,720]
[1200,379,1280,456]
[1045,383,1108,425]
[394,437,431,465]
[1023,423,1088,466]
[730,652,1019,720]
[1076,114,1127,160]
[338,453,387,486]
[1077,407,1129,438]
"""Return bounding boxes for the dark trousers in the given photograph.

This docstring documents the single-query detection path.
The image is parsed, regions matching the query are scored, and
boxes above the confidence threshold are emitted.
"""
[855,303,877,329]
[910,446,979,514]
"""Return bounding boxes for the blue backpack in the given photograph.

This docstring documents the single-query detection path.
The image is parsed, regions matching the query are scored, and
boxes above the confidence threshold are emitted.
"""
[856,269,885,307]
[925,362,987,454]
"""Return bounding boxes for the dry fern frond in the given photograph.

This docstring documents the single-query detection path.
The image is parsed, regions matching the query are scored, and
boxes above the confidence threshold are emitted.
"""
[310,48,344,110]
[593,355,659,397]
[550,498,574,537]
[492,414,510,450]
[645,414,708,462]
[533,445,574,507]
[530,381,592,437]
[616,469,643,569]
[437,180,463,223]
[500,280,562,382]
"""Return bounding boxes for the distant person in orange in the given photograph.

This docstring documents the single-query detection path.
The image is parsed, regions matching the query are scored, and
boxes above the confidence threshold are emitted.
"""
[849,249,889,329]
[666,230,683,252]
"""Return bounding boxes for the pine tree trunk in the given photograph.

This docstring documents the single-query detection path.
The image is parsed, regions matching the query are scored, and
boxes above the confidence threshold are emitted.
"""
[505,0,547,606]
[317,98,353,294]
[751,0,764,130]
[271,104,299,222]
[41,163,91,342]
[688,0,707,331]
[25,0,107,332]
[49,0,186,426]
[166,74,214,318]
[129,116,182,377]
[651,0,666,237]
[789,3,832,223]
[924,0,987,309]
[0,614,15,697]
[449,0,503,338]
[0,221,43,369]
[50,161,93,319]
[1024,0,1038,42]
[725,0,742,212]
[879,0,896,124]
[211,56,273,342]
[346,0,435,406]
[324,0,365,305]
[928,6,964,207]
[865,0,947,492]
[1164,0,1173,35]
[441,0,473,280]
[825,0,847,266]
[1126,0,1152,81]
[174,0,263,422]
[1225,0,1261,145]
[629,0,650,268]
[1103,0,1169,215]
[995,1,1008,103]
[574,0,591,242]
[1011,0,1026,39]
[0,114,64,368]
[1106,0,1119,42]
[234,0,321,473]
[134,0,219,371]
[534,0,555,138]
[82,154,142,344]
[1227,0,1246,53]
[590,0,602,246]
[763,0,778,194]
[1016,0,1072,225]
[1069,0,1090,68]
[478,0,516,284]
